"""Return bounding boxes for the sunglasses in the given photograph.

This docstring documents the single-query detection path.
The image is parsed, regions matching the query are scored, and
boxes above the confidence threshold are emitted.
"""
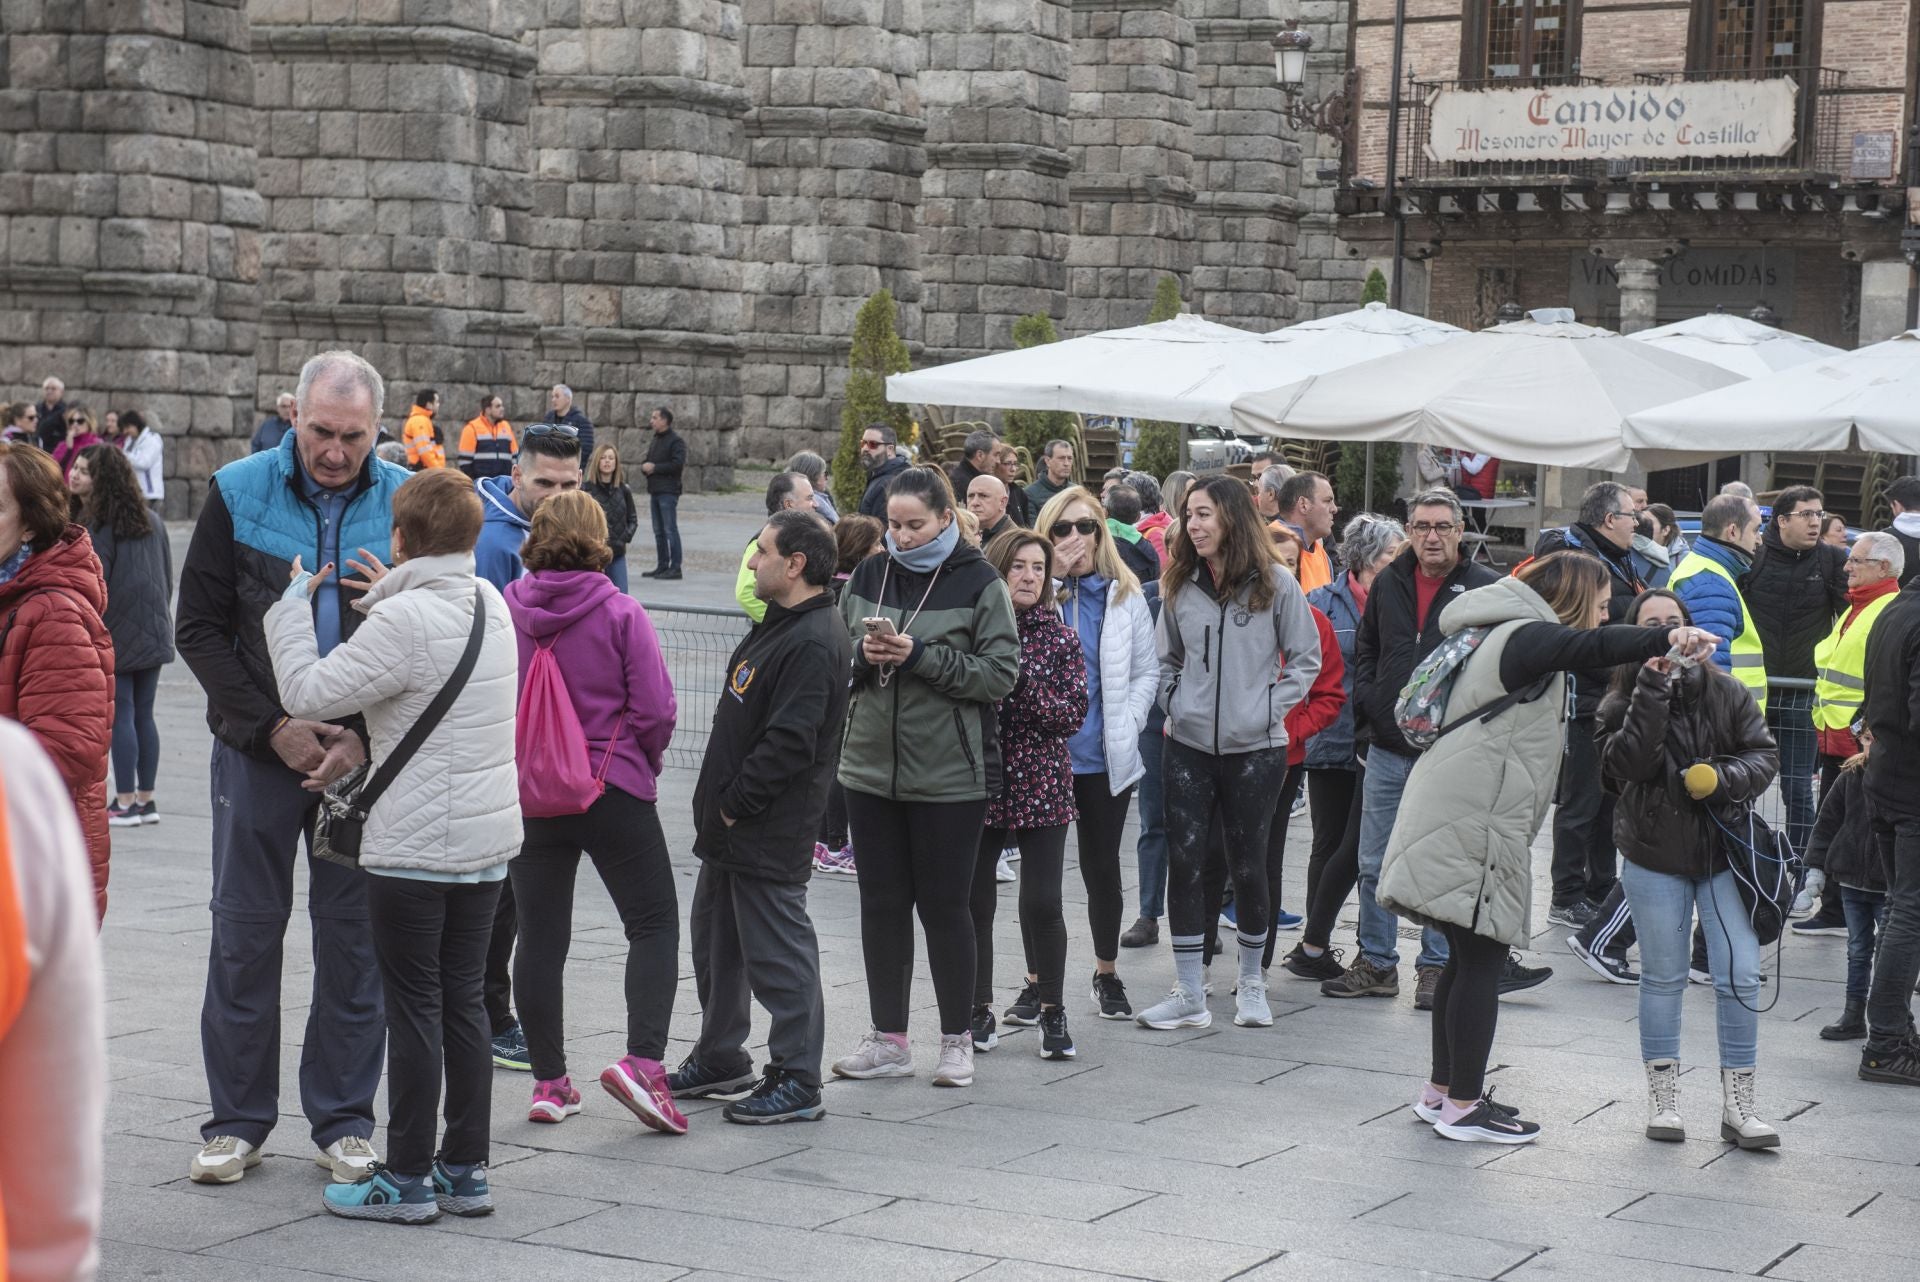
[67,416,86,426]
[523,423,578,441]
[1049,519,1102,539]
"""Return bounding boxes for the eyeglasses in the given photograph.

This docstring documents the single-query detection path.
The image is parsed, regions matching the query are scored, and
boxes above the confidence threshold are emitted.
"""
[1784,509,1827,522]
[859,439,885,450]
[1049,519,1102,539]
[523,423,578,441]
[1409,522,1458,537]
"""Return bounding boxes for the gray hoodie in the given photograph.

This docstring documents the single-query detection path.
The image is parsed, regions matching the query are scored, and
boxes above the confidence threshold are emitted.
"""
[1155,562,1322,756]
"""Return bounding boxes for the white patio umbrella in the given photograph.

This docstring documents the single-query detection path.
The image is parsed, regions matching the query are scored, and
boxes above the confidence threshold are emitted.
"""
[1626,311,1842,379]
[1231,309,1746,472]
[1625,329,1920,468]
[884,314,1265,427]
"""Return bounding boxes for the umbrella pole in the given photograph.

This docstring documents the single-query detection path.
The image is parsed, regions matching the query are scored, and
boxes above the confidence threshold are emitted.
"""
[1364,444,1375,508]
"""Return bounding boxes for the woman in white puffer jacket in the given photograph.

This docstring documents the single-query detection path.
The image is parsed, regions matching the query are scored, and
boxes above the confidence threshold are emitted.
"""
[1034,487,1158,1025]
[265,468,520,1224]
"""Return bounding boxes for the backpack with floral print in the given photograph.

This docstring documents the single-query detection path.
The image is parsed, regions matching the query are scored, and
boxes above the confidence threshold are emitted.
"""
[1395,626,1494,750]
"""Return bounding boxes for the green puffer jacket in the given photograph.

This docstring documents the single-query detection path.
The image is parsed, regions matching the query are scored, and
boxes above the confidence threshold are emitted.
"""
[837,539,1021,803]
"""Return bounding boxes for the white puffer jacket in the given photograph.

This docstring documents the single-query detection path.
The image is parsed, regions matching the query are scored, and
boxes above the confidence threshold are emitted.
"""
[1063,578,1158,793]
[265,552,521,876]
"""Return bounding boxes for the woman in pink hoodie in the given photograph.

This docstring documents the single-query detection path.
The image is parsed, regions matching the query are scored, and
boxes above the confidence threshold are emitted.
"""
[502,493,683,1135]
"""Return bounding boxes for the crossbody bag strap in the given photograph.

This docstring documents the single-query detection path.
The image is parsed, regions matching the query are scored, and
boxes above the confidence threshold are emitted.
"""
[356,588,488,813]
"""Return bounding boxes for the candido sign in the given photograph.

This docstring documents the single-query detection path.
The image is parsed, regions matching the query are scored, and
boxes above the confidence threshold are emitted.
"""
[1426,79,1798,163]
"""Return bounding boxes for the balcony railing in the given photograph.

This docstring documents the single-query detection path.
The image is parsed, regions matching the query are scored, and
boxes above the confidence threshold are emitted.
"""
[1397,66,1847,187]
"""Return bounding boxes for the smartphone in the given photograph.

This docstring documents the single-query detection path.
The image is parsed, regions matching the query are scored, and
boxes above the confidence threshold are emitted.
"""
[863,616,898,638]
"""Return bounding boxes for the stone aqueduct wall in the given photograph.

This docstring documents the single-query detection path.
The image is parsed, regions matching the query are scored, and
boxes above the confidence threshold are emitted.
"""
[1,0,1321,510]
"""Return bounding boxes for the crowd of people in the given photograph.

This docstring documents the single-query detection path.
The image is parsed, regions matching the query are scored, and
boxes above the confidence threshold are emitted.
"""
[9,350,1920,1253]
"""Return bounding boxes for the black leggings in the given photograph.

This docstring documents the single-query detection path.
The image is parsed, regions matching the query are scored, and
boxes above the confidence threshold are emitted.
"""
[1202,763,1306,968]
[818,780,849,851]
[845,790,986,1036]
[973,824,1069,1006]
[1430,923,1507,1101]
[1165,738,1290,952]
[1302,766,1363,951]
[511,786,680,1082]
[1073,773,1133,965]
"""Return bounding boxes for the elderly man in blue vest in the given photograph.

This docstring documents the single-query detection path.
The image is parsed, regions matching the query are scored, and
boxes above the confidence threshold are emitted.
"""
[175,350,410,1188]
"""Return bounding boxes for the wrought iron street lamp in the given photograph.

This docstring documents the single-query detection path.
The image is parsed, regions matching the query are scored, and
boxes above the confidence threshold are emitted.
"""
[1271,21,1361,143]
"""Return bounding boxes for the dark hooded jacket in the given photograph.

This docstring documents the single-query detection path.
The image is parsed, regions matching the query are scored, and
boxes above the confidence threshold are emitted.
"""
[1744,520,1846,679]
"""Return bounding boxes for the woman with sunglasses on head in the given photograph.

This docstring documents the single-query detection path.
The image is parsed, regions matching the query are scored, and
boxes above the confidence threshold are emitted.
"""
[1138,476,1322,1032]
[1376,554,1718,1143]
[972,527,1088,1059]
[1030,487,1158,1022]
[832,467,1019,1089]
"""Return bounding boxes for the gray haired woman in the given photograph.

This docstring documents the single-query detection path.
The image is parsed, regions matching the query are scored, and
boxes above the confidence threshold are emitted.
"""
[1284,513,1408,983]
[786,450,838,524]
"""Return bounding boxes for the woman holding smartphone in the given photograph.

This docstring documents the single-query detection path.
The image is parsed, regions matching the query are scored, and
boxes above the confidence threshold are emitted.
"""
[833,467,1020,1089]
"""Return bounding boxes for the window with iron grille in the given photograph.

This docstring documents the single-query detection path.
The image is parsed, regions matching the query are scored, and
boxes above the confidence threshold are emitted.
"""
[1692,0,1814,74]
[1464,1,1580,82]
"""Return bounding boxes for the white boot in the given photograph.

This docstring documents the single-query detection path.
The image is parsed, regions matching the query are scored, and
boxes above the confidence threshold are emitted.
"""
[1644,1059,1683,1141]
[1719,1067,1780,1150]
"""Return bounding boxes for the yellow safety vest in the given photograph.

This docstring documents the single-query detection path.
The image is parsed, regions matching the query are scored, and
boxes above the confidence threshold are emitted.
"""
[1813,590,1896,732]
[1668,552,1768,714]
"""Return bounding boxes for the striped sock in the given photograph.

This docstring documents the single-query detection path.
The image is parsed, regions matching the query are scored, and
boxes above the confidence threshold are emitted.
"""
[1237,933,1269,983]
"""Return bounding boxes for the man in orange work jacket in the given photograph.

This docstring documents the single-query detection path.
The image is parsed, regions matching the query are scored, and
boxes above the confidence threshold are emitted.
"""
[401,389,446,470]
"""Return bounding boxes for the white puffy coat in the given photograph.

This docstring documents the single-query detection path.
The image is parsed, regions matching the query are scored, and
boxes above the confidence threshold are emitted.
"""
[1064,578,1158,794]
[265,552,521,876]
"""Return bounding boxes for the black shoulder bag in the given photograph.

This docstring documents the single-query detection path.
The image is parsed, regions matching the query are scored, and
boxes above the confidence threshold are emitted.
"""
[313,590,488,868]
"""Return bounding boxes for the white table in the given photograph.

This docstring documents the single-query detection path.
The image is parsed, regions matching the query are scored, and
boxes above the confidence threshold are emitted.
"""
[1458,496,1537,565]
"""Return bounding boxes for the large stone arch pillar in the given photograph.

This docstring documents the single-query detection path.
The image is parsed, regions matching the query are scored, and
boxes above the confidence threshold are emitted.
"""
[529,1,749,489]
[739,0,926,463]
[1065,0,1196,334]
[250,2,537,447]
[0,0,260,515]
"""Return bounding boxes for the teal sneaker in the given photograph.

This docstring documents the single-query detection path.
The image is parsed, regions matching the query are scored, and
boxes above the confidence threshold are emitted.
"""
[321,1164,440,1224]
[431,1160,493,1217]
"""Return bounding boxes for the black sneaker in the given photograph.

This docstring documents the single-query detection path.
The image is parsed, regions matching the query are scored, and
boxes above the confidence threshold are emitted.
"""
[1497,952,1553,996]
[1432,1095,1541,1144]
[722,1070,825,1124]
[139,799,160,825]
[1546,901,1597,928]
[1567,935,1638,984]
[655,569,683,581]
[666,1054,757,1099]
[1859,1035,1920,1087]
[971,1004,999,1052]
[1119,916,1160,948]
[1003,980,1042,1027]
[1791,914,1848,938]
[1091,971,1132,1020]
[1038,1007,1076,1060]
[490,1021,531,1072]
[1281,943,1345,982]
[1321,957,1399,999]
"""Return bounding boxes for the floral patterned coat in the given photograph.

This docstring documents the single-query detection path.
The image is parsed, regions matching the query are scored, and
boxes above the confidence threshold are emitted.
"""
[986,605,1088,831]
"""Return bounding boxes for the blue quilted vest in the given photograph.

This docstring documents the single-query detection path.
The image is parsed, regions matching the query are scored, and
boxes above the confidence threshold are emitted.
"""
[215,431,408,567]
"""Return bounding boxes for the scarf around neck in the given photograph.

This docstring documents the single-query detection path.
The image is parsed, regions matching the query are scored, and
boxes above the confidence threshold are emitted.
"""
[885,518,959,574]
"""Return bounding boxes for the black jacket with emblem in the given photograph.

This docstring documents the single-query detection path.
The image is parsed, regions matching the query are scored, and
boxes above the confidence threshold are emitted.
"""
[692,592,853,882]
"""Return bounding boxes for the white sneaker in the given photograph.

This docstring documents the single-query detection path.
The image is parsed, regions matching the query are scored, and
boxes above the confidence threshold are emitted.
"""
[1135,983,1212,1030]
[831,1029,914,1079]
[995,852,1016,883]
[932,1033,974,1087]
[1233,975,1273,1027]
[189,1135,261,1184]
[316,1135,379,1183]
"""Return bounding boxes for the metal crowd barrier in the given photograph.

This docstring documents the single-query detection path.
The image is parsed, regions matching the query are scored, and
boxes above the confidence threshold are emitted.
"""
[639,602,753,774]
[1758,675,1819,854]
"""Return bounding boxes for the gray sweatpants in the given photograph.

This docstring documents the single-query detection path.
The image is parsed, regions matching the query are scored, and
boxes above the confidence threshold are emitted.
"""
[200,741,384,1148]
[689,863,825,1087]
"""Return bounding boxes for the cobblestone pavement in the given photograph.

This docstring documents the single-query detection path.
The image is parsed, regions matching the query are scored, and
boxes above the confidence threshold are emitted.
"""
[99,493,1919,1281]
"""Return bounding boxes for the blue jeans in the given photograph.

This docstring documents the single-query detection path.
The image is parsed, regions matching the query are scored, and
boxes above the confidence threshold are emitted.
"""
[1355,747,1447,971]
[1840,885,1888,1005]
[1767,686,1816,855]
[649,492,682,573]
[1135,725,1168,919]
[1620,860,1760,1068]
[607,553,630,594]
[112,666,161,793]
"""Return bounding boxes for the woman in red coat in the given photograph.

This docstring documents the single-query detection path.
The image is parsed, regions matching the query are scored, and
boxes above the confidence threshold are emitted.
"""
[0,443,115,919]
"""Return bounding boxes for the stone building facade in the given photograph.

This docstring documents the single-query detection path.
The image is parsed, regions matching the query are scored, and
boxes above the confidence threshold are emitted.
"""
[1,0,1358,511]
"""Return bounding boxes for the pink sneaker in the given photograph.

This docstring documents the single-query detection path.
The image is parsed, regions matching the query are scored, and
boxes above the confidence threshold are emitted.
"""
[815,845,857,876]
[600,1055,688,1135]
[529,1076,582,1123]
[812,842,835,872]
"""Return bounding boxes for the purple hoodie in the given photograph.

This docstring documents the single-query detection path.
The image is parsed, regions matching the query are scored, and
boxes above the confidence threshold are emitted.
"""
[504,569,677,803]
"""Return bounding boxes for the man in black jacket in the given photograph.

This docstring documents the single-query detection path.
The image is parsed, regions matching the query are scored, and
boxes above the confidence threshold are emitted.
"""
[1884,475,1920,590]
[533,382,595,466]
[1857,578,1920,1086]
[670,509,851,1122]
[856,423,912,518]
[640,405,687,579]
[1746,485,1846,858]
[1532,481,1647,925]
[1325,489,1501,1008]
[947,428,996,499]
